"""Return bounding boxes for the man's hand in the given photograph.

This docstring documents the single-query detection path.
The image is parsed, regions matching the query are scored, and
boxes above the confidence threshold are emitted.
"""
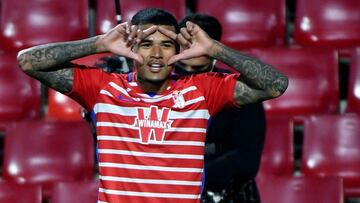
[158,21,215,65]
[96,22,158,64]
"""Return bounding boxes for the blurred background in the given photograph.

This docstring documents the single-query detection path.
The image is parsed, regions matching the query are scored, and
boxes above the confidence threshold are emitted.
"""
[0,0,359,202]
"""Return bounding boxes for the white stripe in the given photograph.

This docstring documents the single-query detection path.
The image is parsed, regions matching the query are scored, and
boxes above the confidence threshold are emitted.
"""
[129,82,137,86]
[93,103,210,119]
[168,127,207,133]
[98,201,107,203]
[141,94,173,103]
[99,188,200,199]
[100,90,114,97]
[96,122,137,130]
[99,162,203,173]
[100,175,202,186]
[184,96,205,107]
[136,86,197,99]
[98,136,205,146]
[109,82,130,96]
[98,149,203,160]
[97,121,206,133]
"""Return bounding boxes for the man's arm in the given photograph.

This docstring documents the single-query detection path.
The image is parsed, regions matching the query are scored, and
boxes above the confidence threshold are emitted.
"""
[17,36,100,93]
[210,41,288,106]
[160,22,288,106]
[17,22,157,93]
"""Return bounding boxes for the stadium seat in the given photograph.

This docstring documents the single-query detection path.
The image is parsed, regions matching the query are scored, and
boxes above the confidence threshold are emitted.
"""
[46,89,83,121]
[0,52,41,130]
[256,175,344,203]
[0,0,89,51]
[346,47,360,114]
[258,116,294,176]
[52,181,99,203]
[0,181,42,203]
[250,47,339,121]
[293,0,360,57]
[196,0,286,49]
[96,0,186,33]
[302,114,360,197]
[120,0,186,22]
[3,120,95,199]
[95,0,117,34]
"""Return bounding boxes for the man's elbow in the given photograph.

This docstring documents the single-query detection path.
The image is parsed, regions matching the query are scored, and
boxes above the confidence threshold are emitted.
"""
[17,49,32,72]
[269,76,289,98]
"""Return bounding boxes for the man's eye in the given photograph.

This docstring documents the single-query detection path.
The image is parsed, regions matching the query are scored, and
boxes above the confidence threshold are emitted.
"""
[140,43,151,48]
[163,43,174,48]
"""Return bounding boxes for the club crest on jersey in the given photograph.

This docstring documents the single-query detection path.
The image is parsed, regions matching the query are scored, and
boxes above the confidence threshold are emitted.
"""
[172,90,185,108]
[133,106,173,144]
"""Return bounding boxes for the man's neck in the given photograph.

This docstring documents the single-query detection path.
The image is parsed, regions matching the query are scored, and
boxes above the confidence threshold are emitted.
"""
[136,77,170,95]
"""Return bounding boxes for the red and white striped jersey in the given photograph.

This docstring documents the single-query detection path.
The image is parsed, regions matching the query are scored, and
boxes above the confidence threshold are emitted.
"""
[67,66,239,203]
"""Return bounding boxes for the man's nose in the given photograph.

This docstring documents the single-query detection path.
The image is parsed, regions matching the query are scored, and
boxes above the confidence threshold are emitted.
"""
[150,45,162,58]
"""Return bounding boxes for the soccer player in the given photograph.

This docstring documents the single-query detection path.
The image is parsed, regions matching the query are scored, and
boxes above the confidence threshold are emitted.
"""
[17,8,288,203]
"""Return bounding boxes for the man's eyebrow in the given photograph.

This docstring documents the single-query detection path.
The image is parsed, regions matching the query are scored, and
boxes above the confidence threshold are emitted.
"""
[139,39,152,43]
[162,40,175,44]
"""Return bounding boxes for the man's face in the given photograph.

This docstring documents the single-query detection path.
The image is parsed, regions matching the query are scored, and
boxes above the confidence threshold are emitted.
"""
[176,56,213,75]
[134,24,177,83]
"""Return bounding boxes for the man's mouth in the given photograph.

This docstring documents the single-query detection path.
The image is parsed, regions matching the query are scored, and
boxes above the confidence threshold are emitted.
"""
[148,62,165,73]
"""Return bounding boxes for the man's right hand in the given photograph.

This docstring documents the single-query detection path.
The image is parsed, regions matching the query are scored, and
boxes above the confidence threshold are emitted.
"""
[96,22,157,64]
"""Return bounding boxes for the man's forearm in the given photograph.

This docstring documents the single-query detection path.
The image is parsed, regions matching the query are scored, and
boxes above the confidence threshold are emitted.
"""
[210,41,288,96]
[17,36,101,72]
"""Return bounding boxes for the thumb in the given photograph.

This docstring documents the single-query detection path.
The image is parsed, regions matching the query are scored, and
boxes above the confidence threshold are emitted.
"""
[128,53,143,64]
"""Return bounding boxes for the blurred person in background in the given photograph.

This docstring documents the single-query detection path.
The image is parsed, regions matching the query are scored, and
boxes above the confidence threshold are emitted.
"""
[176,14,266,203]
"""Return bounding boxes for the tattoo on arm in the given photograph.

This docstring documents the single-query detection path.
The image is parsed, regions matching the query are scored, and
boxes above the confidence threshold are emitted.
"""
[211,41,288,104]
[17,36,99,71]
[17,36,100,93]
[26,68,74,93]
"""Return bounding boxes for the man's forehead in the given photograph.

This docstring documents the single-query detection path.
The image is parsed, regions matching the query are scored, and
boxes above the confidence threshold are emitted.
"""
[141,24,176,41]
[139,24,176,32]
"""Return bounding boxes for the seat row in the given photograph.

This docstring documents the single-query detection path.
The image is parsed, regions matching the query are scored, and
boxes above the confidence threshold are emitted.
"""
[1,0,360,53]
[260,114,360,198]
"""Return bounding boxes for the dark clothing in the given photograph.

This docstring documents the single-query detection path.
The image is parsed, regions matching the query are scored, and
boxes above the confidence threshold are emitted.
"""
[202,67,266,203]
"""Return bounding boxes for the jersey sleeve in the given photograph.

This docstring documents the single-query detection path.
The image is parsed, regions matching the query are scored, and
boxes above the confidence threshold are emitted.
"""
[192,72,240,116]
[66,65,111,111]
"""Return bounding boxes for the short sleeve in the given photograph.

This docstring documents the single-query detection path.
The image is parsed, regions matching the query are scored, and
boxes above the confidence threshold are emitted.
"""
[192,72,240,116]
[66,66,111,111]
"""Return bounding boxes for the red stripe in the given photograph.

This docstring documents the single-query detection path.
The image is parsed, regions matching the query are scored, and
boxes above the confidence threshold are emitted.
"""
[99,167,203,182]
[98,140,204,155]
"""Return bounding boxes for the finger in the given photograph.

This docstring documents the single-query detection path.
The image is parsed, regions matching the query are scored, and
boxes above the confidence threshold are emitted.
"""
[128,52,143,64]
[186,21,199,35]
[141,25,158,39]
[126,25,138,47]
[168,50,194,65]
[177,34,190,48]
[158,26,177,41]
[135,29,143,43]
[180,27,192,41]
[125,22,131,35]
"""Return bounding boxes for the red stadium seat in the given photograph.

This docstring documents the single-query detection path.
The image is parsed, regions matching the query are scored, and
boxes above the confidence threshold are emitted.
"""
[0,181,42,203]
[196,0,286,49]
[0,52,41,130]
[302,114,360,197]
[256,175,344,203]
[120,0,186,23]
[96,0,186,34]
[95,0,117,34]
[258,117,294,176]
[293,0,360,57]
[0,0,89,51]
[46,89,83,121]
[3,120,95,199]
[52,181,99,203]
[346,47,360,114]
[250,47,339,121]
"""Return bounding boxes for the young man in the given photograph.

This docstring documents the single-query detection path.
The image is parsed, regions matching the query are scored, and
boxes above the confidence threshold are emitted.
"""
[176,14,266,203]
[17,8,288,203]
